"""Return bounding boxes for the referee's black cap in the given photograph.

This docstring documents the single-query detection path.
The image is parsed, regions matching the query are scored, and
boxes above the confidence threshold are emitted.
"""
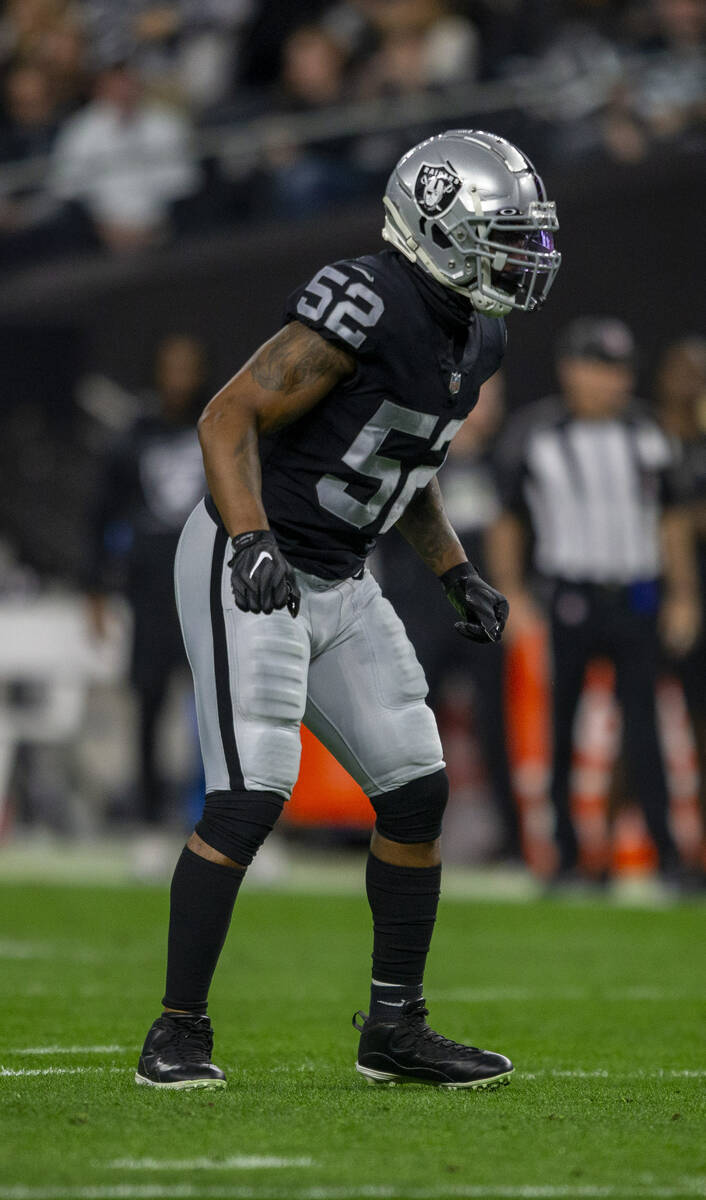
[556,317,636,366]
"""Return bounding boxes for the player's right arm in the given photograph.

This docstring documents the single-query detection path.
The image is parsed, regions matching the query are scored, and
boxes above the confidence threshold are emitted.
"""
[198,320,354,537]
[198,320,354,615]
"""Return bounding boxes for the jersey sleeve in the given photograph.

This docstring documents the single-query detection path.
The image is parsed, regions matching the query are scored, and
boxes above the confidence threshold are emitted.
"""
[283,259,387,359]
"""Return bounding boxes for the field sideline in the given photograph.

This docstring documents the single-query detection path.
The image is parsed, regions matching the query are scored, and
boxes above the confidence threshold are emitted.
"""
[1,876,704,1200]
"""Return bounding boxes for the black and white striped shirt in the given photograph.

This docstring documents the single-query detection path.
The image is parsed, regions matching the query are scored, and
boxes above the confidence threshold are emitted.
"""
[497,398,675,584]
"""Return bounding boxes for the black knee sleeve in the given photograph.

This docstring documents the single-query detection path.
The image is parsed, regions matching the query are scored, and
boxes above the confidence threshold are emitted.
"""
[195,789,284,866]
[371,769,449,844]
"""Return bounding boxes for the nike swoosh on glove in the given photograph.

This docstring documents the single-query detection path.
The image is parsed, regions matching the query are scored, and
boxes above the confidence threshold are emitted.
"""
[440,562,509,644]
[228,530,300,618]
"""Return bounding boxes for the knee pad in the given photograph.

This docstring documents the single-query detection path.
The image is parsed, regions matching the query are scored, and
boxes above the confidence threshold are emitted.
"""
[195,789,284,867]
[371,769,449,844]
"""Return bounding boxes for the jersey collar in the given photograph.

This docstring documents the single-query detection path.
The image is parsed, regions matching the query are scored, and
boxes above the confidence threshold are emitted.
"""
[395,253,474,339]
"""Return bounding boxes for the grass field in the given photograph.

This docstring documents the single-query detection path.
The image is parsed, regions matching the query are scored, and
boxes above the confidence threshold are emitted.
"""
[0,873,704,1200]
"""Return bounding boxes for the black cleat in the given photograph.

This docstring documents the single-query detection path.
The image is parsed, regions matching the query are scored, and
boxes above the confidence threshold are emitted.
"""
[135,1013,227,1090]
[354,998,513,1090]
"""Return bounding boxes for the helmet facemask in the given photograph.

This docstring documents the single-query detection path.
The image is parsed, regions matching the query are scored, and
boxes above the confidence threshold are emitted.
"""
[382,135,561,319]
[450,203,560,317]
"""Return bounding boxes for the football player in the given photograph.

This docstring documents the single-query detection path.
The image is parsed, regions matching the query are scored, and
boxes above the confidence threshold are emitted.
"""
[135,130,561,1091]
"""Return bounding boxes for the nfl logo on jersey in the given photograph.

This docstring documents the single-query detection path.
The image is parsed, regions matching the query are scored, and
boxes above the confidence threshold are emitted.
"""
[449,371,462,395]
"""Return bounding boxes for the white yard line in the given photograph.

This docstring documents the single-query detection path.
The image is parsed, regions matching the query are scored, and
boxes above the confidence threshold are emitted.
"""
[521,1068,706,1080]
[433,988,697,1003]
[0,1066,124,1077]
[105,1158,314,1171]
[1,1067,102,1077]
[0,982,116,998]
[0,940,58,959]
[0,939,103,963]
[9,1046,129,1056]
[0,1183,705,1199]
[3,1062,704,1081]
[0,985,115,998]
[263,1063,706,1081]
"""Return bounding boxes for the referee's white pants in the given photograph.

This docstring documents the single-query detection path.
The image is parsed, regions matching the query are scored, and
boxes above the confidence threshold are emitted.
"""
[174,500,444,801]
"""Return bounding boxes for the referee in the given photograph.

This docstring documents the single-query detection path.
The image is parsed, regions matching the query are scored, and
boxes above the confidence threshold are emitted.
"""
[488,318,699,884]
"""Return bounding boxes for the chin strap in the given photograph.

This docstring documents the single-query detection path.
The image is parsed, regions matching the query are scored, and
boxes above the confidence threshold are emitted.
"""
[469,283,512,318]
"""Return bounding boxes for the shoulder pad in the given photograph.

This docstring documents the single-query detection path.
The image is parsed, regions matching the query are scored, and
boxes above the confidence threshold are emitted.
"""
[284,258,387,355]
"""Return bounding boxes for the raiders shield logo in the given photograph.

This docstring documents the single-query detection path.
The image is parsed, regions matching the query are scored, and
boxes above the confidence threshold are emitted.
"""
[414,163,461,217]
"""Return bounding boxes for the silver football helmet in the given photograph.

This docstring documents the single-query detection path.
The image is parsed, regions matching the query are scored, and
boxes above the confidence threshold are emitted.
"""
[383,129,561,318]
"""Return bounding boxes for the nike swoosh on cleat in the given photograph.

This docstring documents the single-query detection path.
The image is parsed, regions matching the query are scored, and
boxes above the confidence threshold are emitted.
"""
[378,1000,406,1007]
[249,551,273,579]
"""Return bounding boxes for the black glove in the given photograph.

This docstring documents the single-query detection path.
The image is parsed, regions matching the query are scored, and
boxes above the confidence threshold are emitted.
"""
[228,530,300,618]
[440,562,509,644]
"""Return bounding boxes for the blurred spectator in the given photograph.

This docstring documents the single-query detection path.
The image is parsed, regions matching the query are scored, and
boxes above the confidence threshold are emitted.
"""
[81,1,254,112]
[88,335,208,844]
[0,0,67,68]
[488,317,700,887]
[0,2,89,113]
[506,3,626,164]
[48,61,200,253]
[238,0,331,89]
[35,19,90,114]
[0,62,59,161]
[601,0,706,164]
[0,62,87,267]
[354,0,480,96]
[379,375,522,863]
[0,0,698,257]
[655,335,706,820]
[263,24,361,217]
[279,23,348,108]
[631,0,705,142]
[263,1,479,215]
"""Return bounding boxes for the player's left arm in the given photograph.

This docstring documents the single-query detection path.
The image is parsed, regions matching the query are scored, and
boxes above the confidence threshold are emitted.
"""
[394,476,465,576]
[395,478,509,643]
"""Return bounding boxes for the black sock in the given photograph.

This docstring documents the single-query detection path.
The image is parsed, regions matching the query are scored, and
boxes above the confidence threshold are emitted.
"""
[369,978,424,1020]
[365,851,441,1022]
[162,846,245,1013]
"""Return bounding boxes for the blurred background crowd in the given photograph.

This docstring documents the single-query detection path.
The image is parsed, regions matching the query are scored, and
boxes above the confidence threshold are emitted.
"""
[0,0,704,888]
[0,0,704,261]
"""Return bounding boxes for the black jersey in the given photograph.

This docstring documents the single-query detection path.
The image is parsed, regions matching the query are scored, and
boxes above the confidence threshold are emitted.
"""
[259,249,506,579]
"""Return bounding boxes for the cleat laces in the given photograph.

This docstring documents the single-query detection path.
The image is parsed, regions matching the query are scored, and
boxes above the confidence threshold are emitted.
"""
[162,1017,213,1063]
[395,1001,481,1059]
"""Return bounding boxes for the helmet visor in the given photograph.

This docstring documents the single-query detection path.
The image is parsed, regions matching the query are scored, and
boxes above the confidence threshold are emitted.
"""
[472,221,561,311]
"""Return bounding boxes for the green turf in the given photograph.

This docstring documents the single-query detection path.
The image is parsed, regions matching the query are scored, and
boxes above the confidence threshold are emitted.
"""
[0,878,704,1200]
